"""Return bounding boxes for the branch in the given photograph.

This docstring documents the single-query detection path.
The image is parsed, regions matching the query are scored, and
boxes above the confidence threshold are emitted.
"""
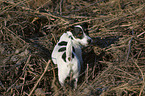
[28,60,51,96]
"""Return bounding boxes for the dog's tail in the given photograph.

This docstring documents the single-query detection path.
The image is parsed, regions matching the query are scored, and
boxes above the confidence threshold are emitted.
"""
[66,38,73,62]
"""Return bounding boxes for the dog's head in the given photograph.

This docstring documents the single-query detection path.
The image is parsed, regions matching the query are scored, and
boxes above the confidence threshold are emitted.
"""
[68,23,92,46]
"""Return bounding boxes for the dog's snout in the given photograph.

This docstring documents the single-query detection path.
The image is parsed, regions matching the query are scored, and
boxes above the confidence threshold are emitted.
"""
[87,39,92,44]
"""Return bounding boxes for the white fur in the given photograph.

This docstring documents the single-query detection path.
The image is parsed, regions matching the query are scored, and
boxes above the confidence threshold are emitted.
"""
[51,25,92,88]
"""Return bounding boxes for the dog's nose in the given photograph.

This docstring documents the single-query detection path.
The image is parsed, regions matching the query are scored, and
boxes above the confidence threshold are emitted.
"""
[87,39,92,44]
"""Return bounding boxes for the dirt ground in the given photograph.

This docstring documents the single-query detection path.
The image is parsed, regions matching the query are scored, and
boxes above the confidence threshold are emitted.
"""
[0,0,145,95]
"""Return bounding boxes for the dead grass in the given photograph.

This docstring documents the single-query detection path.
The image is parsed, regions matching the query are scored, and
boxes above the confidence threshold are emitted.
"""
[0,0,145,95]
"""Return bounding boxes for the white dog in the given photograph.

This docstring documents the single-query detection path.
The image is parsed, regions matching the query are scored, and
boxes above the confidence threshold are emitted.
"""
[51,23,92,88]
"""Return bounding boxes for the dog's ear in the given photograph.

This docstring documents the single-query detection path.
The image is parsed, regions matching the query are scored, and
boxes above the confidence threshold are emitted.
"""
[81,22,89,35]
[81,22,89,29]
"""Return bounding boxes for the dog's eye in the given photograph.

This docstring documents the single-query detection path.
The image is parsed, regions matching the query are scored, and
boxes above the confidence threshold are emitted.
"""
[76,33,83,39]
[77,33,83,37]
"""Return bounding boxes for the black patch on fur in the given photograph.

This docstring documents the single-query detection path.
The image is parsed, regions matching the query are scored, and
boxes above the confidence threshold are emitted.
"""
[66,23,89,39]
[58,41,67,46]
[58,47,66,52]
[72,23,89,39]
[72,52,74,58]
[69,36,73,40]
[83,28,89,35]
[81,22,89,35]
[73,27,84,39]
[72,46,75,53]
[62,52,66,62]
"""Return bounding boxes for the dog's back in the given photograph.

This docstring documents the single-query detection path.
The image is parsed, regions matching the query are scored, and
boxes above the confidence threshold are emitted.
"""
[51,32,70,64]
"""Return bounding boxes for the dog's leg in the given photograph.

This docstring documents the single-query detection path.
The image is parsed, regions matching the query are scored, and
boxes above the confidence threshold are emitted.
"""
[74,78,78,89]
[58,71,65,87]
[58,67,69,88]
[72,73,79,89]
[58,73,67,91]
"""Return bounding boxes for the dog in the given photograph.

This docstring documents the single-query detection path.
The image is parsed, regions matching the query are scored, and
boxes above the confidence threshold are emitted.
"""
[51,23,92,89]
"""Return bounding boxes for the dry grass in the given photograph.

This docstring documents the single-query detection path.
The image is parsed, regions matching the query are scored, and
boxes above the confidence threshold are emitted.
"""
[0,0,145,95]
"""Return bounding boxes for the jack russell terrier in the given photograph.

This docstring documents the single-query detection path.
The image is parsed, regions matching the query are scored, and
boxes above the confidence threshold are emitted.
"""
[51,23,92,89]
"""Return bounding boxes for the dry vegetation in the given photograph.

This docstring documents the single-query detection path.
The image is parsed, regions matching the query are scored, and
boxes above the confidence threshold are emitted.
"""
[0,0,145,95]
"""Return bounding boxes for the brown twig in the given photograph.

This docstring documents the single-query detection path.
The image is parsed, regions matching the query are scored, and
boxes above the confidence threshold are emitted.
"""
[132,59,144,96]
[137,31,145,38]
[126,29,134,62]
[59,0,63,15]
[6,55,31,93]
[28,60,51,96]
[51,33,57,44]
[85,64,89,83]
